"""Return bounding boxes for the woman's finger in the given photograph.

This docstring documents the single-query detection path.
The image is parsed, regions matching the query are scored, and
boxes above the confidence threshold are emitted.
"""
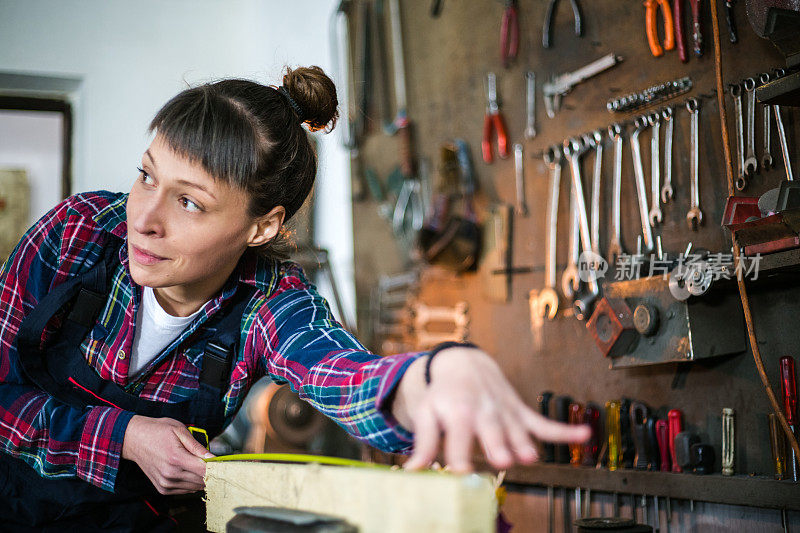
[403,400,441,471]
[499,407,539,464]
[523,409,592,443]
[442,405,476,473]
[474,402,513,469]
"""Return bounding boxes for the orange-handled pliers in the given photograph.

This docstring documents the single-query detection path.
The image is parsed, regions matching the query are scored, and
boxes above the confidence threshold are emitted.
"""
[482,73,509,164]
[644,0,675,57]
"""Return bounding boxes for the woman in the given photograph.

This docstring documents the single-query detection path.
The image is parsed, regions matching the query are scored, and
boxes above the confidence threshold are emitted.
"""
[0,66,589,530]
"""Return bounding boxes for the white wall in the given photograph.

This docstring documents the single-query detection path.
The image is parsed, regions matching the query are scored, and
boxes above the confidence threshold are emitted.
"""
[0,0,355,325]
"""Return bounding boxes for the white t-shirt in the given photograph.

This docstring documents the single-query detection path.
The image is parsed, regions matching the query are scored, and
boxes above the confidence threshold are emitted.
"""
[129,286,204,376]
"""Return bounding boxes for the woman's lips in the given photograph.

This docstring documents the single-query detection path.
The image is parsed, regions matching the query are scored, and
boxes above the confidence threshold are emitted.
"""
[131,244,166,265]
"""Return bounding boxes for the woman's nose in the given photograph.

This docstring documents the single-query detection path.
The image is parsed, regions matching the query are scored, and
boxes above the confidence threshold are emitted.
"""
[132,195,165,237]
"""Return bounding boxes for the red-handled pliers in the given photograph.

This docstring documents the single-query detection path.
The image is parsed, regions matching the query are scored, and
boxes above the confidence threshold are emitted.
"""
[501,0,519,68]
[482,72,509,164]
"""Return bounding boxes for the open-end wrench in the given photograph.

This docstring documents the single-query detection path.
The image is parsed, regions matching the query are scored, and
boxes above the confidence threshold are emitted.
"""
[630,116,655,252]
[686,98,703,230]
[534,145,562,320]
[590,130,604,257]
[514,143,529,216]
[661,107,674,203]
[760,73,774,170]
[608,124,624,264]
[648,112,663,226]
[525,71,537,140]
[564,137,599,320]
[743,77,759,178]
[730,83,746,189]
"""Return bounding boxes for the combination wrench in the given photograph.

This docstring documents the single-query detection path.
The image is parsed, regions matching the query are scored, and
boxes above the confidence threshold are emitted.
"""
[630,115,655,252]
[564,137,599,321]
[591,130,604,257]
[533,146,562,320]
[743,77,759,179]
[760,73,774,170]
[607,124,624,264]
[514,143,529,216]
[648,112,663,226]
[730,83,746,190]
[661,107,674,203]
[525,71,537,140]
[562,184,581,300]
[686,98,703,230]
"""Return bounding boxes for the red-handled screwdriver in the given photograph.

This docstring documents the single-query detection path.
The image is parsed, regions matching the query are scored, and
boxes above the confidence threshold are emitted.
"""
[656,419,670,472]
[780,356,798,481]
[668,409,683,472]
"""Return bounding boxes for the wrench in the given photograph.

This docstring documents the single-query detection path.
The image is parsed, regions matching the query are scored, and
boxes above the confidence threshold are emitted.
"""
[563,137,599,320]
[607,123,624,264]
[774,105,794,181]
[648,112,663,226]
[730,83,746,190]
[686,98,703,230]
[590,130,604,257]
[514,143,529,216]
[525,71,537,140]
[630,115,655,252]
[743,77,759,178]
[760,73,774,170]
[661,107,674,203]
[562,186,581,300]
[534,146,562,320]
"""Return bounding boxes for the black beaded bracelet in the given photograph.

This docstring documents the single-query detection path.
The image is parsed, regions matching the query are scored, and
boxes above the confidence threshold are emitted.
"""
[424,341,478,385]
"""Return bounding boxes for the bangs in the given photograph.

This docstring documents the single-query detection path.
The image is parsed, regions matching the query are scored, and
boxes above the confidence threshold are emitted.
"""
[147,85,261,188]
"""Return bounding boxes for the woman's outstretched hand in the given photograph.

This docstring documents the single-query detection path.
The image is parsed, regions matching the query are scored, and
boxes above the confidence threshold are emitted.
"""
[392,346,591,472]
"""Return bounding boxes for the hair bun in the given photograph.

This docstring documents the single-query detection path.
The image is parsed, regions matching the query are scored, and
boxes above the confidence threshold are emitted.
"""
[282,66,338,132]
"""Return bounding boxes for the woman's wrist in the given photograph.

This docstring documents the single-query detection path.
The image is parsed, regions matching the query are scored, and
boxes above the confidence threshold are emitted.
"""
[424,341,478,385]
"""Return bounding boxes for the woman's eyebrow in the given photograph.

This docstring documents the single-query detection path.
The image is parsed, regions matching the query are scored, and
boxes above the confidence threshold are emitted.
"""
[176,179,217,200]
[144,149,157,167]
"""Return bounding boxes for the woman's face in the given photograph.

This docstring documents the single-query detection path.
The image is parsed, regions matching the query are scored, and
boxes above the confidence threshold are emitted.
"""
[126,134,279,315]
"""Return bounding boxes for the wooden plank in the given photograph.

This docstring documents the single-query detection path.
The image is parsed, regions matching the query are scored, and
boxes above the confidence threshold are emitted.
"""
[204,461,497,533]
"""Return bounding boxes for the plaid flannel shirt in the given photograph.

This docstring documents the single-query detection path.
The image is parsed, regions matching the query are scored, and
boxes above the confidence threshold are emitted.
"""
[0,191,419,492]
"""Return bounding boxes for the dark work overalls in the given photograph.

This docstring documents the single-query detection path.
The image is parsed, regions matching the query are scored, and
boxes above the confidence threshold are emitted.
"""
[0,236,253,532]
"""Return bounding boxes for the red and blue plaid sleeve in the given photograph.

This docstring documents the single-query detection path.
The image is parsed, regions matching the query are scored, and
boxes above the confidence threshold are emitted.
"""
[254,264,423,454]
[0,195,133,492]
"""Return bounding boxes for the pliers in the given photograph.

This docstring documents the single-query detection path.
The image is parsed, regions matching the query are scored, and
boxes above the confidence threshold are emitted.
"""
[482,73,509,164]
[644,0,675,57]
[543,0,583,49]
[500,0,519,68]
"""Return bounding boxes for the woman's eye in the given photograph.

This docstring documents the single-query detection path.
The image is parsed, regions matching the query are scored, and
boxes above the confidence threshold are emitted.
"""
[180,197,202,213]
[137,167,154,185]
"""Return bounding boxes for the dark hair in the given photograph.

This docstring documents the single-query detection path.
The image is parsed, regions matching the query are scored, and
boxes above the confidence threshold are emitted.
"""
[147,66,338,257]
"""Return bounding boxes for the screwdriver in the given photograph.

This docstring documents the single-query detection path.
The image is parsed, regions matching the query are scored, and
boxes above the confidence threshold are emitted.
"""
[630,401,651,470]
[668,409,684,472]
[780,356,798,481]
[569,402,585,466]
[769,412,787,480]
[582,403,602,467]
[606,400,621,471]
[620,398,635,468]
[555,396,573,464]
[656,419,670,472]
[537,391,555,462]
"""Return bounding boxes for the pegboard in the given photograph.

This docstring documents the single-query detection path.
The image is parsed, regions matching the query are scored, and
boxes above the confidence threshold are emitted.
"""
[348,0,799,486]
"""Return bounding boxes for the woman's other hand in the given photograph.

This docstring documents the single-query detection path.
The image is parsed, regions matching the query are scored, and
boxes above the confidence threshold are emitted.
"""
[122,415,215,494]
[393,346,591,472]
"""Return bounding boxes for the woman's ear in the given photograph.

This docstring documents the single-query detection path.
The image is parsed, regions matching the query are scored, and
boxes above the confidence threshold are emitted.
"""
[248,205,286,247]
